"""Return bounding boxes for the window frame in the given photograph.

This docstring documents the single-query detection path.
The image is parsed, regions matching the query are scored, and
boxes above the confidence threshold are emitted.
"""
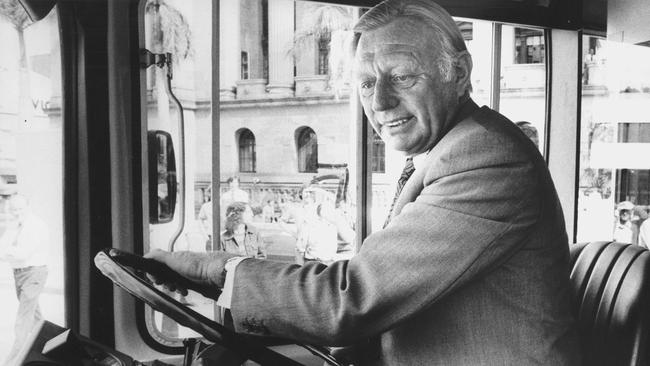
[241,51,249,80]
[295,126,319,173]
[371,130,385,173]
[237,128,256,173]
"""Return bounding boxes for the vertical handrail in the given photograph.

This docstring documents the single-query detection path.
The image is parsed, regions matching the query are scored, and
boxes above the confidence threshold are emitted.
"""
[139,49,186,252]
[161,53,186,252]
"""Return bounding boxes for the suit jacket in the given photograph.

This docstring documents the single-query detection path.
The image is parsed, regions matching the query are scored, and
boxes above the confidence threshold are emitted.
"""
[230,100,581,365]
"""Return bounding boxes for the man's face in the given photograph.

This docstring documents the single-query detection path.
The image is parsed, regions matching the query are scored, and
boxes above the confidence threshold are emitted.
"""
[355,18,460,156]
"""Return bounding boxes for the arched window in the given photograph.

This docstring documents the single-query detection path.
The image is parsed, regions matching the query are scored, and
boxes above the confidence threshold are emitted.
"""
[296,127,318,173]
[238,129,256,172]
[372,130,385,173]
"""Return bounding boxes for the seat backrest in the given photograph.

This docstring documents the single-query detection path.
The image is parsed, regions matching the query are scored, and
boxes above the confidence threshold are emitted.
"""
[570,241,650,366]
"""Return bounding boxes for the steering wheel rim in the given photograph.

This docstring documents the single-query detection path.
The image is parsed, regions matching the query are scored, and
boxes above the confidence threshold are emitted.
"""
[94,249,319,365]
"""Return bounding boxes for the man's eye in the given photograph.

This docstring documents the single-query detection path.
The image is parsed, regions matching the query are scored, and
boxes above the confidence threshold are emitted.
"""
[391,74,416,87]
[359,81,375,96]
[360,80,375,89]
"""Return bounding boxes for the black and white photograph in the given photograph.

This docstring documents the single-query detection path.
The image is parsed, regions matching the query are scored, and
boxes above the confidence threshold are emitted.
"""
[0,0,649,364]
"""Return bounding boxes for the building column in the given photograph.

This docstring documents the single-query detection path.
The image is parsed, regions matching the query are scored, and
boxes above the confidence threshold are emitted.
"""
[219,0,240,100]
[267,0,295,97]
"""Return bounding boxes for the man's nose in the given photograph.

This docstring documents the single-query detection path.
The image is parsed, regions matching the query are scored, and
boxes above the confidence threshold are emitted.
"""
[372,79,398,112]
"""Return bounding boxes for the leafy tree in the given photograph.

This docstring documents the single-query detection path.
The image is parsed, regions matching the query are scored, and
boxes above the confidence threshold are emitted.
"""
[0,0,33,121]
[145,0,192,60]
[290,3,354,96]
[144,0,192,128]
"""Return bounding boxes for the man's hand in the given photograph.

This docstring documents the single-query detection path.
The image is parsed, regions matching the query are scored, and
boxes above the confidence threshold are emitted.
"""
[144,249,239,295]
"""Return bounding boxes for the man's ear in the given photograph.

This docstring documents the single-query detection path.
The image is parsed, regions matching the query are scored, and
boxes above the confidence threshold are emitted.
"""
[453,51,472,97]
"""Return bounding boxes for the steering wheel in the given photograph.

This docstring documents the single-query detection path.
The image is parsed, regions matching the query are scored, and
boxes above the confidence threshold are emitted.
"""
[94,248,342,366]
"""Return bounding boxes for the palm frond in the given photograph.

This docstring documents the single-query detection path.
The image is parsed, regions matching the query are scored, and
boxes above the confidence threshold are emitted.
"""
[0,0,31,30]
[145,0,193,63]
[289,3,353,61]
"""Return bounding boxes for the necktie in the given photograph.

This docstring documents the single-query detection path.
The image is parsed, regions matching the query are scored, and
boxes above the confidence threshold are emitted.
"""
[383,157,415,228]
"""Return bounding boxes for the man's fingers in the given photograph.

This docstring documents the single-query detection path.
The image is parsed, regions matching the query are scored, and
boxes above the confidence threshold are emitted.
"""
[148,273,162,284]
[159,281,188,296]
[177,286,188,296]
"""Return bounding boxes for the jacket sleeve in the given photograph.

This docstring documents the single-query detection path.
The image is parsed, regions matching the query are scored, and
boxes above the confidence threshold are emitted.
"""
[230,130,541,346]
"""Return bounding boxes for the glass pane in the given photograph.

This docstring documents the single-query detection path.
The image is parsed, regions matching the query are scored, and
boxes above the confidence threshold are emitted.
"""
[462,19,494,109]
[577,36,650,245]
[143,0,361,346]
[0,5,64,363]
[219,0,359,267]
[500,25,546,154]
[143,0,214,344]
[370,18,495,234]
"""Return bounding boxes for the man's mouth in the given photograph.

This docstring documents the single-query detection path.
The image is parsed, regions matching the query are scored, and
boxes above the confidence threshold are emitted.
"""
[383,116,413,128]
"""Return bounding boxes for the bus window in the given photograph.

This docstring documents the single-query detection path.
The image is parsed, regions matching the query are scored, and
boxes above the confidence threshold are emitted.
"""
[499,25,546,154]
[0,5,64,362]
[463,19,495,109]
[218,0,359,266]
[577,36,650,245]
[142,0,361,347]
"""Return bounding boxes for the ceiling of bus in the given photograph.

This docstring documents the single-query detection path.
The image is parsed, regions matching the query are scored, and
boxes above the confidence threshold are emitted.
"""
[24,0,649,47]
[18,0,55,22]
[321,0,607,32]
[20,0,608,33]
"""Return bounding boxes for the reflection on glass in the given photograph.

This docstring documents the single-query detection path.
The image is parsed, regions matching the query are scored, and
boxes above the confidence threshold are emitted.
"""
[577,37,650,245]
[0,5,64,362]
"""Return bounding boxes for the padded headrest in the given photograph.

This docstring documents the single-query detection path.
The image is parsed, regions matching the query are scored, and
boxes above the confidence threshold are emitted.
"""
[570,241,650,366]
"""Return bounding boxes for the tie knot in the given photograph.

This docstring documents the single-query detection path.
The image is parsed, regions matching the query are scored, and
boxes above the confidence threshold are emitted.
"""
[400,157,415,180]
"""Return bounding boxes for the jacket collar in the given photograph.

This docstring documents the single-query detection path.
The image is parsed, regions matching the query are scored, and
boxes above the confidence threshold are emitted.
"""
[411,97,479,171]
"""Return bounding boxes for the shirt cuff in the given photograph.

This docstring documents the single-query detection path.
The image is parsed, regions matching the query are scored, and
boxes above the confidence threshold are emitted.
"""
[216,256,249,309]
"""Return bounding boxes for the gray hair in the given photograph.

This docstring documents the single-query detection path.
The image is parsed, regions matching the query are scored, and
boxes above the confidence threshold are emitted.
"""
[352,0,470,87]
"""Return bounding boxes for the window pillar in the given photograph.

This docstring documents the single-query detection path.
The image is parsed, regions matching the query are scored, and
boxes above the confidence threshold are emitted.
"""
[266,0,295,97]
[219,0,240,100]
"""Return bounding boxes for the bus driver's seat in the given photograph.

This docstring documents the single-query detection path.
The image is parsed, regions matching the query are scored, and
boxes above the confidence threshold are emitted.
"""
[570,241,650,366]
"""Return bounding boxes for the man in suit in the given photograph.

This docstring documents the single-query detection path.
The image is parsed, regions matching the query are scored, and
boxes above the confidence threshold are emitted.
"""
[146,0,580,364]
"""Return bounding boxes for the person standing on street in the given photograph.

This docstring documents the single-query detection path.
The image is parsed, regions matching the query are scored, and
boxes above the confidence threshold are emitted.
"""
[0,194,49,366]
